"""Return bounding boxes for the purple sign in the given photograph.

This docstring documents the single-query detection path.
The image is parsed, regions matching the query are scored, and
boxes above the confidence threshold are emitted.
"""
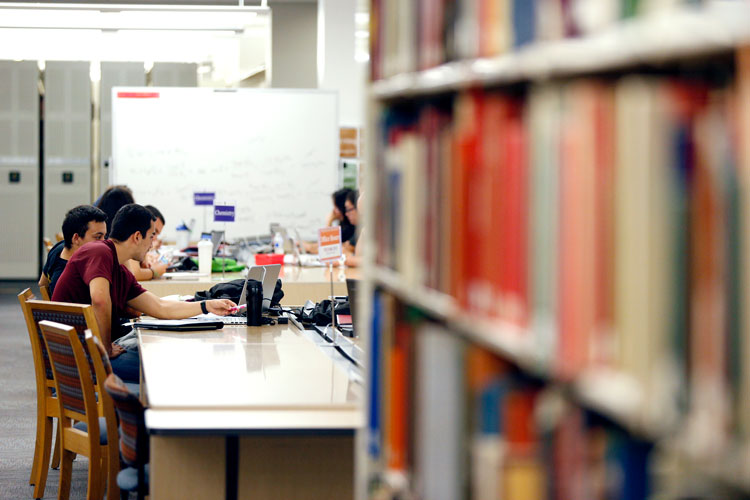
[194,192,215,206]
[214,205,235,223]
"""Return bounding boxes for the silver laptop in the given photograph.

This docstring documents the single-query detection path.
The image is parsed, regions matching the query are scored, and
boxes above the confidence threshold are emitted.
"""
[220,264,279,324]
[247,264,281,312]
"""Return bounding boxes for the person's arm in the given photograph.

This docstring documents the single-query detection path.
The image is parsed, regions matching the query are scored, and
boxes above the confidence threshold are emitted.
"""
[38,273,50,288]
[345,229,364,267]
[90,277,114,352]
[325,209,336,227]
[127,291,235,319]
[126,259,168,281]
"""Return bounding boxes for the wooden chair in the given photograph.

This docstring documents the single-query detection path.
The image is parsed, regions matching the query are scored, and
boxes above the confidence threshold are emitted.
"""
[18,294,118,499]
[85,333,122,500]
[39,284,51,301]
[39,320,109,500]
[17,288,61,497]
[104,373,149,500]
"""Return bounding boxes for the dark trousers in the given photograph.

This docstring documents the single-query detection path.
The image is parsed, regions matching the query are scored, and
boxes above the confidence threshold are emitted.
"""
[110,348,141,384]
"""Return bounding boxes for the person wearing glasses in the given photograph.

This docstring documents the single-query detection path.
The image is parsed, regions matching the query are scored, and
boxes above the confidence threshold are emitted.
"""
[343,189,360,253]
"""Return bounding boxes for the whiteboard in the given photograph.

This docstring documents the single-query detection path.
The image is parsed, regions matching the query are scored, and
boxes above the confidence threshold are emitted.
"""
[111,87,338,242]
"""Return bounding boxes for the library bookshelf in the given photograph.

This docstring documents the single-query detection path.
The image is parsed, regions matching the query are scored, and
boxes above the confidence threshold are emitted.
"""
[361,1,750,500]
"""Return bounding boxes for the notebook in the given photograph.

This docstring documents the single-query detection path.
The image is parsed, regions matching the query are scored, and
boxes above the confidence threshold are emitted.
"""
[135,319,224,331]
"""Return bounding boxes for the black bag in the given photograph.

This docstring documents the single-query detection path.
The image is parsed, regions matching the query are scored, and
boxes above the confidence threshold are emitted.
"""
[299,299,350,326]
[168,256,199,272]
[193,278,285,307]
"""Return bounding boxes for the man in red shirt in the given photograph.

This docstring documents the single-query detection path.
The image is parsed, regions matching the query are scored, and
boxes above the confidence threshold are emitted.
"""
[54,204,235,382]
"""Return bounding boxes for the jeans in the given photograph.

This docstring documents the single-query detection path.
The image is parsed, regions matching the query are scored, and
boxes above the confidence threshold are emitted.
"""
[110,347,141,384]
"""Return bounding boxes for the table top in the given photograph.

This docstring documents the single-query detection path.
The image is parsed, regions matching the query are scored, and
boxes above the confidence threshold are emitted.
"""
[139,322,363,433]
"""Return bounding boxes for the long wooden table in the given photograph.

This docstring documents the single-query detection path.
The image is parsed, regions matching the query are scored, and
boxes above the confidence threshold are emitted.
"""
[138,322,363,499]
[140,265,361,305]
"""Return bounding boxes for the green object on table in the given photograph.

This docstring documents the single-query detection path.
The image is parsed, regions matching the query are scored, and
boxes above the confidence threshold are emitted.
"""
[189,257,246,273]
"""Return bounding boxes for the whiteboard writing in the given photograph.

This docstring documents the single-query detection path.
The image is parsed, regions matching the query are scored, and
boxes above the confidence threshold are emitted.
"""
[111,88,338,242]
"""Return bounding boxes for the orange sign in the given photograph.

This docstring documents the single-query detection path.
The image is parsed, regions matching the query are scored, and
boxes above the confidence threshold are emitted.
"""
[318,226,342,262]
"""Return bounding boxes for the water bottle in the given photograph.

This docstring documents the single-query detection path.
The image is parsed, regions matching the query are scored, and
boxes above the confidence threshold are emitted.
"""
[273,232,284,255]
[198,235,213,274]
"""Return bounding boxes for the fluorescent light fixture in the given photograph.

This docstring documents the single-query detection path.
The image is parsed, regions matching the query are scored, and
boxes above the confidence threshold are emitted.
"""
[0,3,266,31]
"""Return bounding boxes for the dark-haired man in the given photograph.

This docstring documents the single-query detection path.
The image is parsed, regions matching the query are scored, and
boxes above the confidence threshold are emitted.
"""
[126,204,168,281]
[39,205,107,297]
[53,203,235,382]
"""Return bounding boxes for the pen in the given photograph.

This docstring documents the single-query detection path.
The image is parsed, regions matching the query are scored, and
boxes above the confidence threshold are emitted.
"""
[229,304,247,314]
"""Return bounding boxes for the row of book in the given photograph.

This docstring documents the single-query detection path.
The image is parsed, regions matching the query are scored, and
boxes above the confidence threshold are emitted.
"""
[368,290,654,500]
[372,66,750,459]
[370,0,704,80]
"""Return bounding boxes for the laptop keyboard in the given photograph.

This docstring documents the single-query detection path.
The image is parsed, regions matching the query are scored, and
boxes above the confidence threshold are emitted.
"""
[220,315,247,325]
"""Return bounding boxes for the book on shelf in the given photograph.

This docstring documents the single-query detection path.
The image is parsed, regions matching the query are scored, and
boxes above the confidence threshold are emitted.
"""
[373,69,750,454]
[370,0,708,81]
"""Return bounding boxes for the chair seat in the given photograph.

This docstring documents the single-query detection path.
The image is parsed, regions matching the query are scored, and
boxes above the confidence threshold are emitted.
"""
[125,382,140,398]
[117,465,150,491]
[73,417,108,445]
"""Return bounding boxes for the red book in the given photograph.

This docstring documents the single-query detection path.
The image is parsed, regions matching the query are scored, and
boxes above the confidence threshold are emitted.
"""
[386,321,411,471]
[501,102,529,327]
[452,90,483,308]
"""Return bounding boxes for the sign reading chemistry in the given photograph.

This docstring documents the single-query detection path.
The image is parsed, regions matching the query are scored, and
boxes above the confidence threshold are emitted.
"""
[214,205,236,223]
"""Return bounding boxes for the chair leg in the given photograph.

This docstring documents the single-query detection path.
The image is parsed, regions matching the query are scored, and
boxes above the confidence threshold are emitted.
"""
[58,449,75,500]
[28,412,43,485]
[51,420,61,469]
[106,444,120,500]
[31,416,54,499]
[86,450,103,500]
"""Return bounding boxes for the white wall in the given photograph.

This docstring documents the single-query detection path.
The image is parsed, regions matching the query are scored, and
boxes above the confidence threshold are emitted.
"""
[317,0,366,127]
[270,3,318,88]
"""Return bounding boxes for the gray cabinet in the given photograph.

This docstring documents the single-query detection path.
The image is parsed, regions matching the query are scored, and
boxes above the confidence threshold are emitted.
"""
[44,61,91,240]
[0,61,39,279]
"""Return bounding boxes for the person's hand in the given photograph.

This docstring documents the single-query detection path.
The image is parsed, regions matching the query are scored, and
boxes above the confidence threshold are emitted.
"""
[110,343,126,359]
[207,299,236,316]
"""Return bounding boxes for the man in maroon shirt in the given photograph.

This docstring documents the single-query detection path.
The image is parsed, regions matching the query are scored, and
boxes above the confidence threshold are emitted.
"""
[54,204,235,382]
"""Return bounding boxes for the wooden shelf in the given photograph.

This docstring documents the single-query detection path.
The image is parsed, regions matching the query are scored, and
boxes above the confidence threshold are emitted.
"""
[371,2,750,100]
[371,266,673,440]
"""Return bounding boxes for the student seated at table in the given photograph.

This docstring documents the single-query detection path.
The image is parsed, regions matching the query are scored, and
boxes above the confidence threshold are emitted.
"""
[95,184,134,238]
[304,188,356,253]
[53,203,235,383]
[126,205,168,281]
[343,189,359,254]
[343,190,364,268]
[39,205,107,297]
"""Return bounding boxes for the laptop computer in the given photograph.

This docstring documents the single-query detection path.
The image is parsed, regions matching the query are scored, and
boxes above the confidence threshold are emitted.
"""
[247,264,281,312]
[217,264,279,324]
[200,230,225,257]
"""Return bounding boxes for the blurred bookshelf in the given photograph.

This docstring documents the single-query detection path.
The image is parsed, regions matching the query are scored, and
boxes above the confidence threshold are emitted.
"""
[363,0,750,499]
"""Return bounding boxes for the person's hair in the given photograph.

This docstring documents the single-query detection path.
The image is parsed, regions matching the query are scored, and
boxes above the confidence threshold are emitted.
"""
[109,204,156,243]
[345,189,359,209]
[96,185,135,238]
[144,205,165,225]
[333,188,352,225]
[62,205,107,249]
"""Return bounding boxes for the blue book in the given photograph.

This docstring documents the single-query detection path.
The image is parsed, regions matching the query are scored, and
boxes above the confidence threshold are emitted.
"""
[513,0,536,48]
[368,290,382,459]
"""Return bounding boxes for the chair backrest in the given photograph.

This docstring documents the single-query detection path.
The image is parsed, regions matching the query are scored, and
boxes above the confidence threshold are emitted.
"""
[104,373,148,467]
[20,298,102,387]
[39,321,99,434]
[39,284,51,301]
[85,332,113,379]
